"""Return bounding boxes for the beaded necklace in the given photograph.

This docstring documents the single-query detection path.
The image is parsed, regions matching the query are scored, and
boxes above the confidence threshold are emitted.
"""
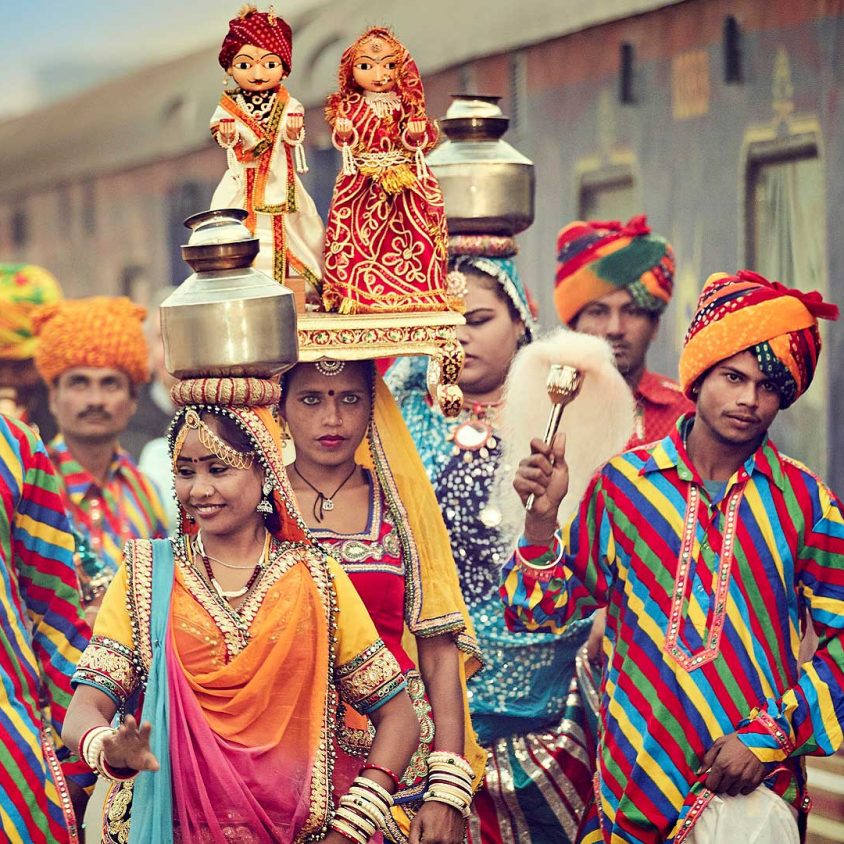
[194,531,268,602]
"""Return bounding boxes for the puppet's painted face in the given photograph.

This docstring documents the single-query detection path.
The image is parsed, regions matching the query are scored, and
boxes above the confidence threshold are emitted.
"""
[352,37,399,92]
[228,43,285,92]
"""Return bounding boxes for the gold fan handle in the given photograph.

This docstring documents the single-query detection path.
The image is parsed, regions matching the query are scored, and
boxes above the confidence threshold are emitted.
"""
[525,404,567,512]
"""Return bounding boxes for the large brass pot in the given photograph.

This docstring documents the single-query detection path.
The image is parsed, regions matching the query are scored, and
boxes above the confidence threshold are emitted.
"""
[427,95,535,235]
[161,209,298,379]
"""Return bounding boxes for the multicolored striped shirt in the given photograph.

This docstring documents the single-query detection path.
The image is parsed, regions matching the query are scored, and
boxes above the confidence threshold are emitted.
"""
[48,436,166,605]
[0,415,93,843]
[500,417,844,843]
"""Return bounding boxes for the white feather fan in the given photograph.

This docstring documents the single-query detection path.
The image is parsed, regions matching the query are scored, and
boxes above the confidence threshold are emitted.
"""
[494,328,636,536]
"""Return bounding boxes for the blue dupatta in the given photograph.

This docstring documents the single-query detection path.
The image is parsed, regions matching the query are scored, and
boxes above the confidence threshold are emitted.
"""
[128,538,175,844]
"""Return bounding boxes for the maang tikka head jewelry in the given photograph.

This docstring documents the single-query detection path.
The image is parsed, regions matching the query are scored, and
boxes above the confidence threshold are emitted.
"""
[315,359,346,377]
[172,408,256,471]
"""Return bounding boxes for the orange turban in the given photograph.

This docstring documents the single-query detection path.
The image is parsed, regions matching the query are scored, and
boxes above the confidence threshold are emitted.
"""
[33,296,150,385]
[0,264,63,361]
[679,270,839,408]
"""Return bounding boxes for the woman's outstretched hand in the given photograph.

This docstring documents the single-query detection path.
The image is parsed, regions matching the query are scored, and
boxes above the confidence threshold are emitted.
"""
[101,715,159,773]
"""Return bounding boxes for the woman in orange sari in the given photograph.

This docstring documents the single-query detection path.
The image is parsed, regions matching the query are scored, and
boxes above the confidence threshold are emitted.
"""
[62,378,419,843]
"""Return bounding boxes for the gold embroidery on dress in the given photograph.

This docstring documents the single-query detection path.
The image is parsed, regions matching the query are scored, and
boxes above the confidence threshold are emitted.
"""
[336,639,404,711]
[74,636,139,704]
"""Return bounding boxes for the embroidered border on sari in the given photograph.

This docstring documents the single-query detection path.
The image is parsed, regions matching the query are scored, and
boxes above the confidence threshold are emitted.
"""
[301,547,338,839]
[126,539,155,679]
[73,635,139,705]
[335,639,406,714]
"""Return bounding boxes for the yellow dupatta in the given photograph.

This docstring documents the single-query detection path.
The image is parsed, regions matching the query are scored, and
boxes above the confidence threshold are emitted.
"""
[355,376,485,787]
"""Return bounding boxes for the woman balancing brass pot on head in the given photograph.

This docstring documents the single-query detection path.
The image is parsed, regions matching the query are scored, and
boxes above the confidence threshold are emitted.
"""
[62,377,420,843]
[280,360,485,844]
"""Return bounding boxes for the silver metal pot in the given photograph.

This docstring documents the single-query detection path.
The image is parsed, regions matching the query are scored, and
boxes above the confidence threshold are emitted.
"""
[427,95,535,235]
[161,209,299,379]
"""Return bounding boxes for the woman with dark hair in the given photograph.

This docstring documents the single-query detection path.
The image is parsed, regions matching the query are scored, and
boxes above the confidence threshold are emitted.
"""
[281,360,484,844]
[386,248,598,843]
[62,379,420,843]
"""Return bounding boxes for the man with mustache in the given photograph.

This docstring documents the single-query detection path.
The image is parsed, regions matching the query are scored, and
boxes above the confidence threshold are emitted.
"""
[502,270,842,844]
[33,297,166,625]
[554,215,693,447]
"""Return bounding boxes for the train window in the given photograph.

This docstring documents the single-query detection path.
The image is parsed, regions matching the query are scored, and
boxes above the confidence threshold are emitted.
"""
[578,169,636,221]
[746,142,828,473]
[10,208,28,248]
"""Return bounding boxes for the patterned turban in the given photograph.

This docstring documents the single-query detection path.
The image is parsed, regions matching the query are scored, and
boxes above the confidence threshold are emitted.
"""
[0,264,63,361]
[33,296,150,386]
[679,270,839,408]
[554,214,674,325]
[219,5,293,74]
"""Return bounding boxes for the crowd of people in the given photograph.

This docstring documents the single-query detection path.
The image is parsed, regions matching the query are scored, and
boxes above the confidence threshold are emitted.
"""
[2,202,842,844]
[0,8,842,844]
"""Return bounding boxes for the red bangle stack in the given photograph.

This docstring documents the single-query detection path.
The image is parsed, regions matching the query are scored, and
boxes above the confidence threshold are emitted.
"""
[359,763,402,790]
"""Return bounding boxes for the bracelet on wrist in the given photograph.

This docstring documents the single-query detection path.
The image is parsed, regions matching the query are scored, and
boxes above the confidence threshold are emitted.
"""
[514,540,563,571]
[359,762,402,790]
[427,750,475,779]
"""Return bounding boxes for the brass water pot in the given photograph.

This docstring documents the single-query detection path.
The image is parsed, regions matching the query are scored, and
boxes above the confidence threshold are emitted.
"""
[161,209,298,379]
[427,95,535,235]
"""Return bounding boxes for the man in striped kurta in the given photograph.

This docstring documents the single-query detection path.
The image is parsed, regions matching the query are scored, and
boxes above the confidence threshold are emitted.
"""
[0,413,93,842]
[501,271,843,843]
[32,297,166,622]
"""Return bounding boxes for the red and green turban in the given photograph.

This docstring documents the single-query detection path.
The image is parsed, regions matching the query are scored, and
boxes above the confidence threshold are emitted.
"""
[554,215,674,325]
[679,270,839,409]
[219,5,293,74]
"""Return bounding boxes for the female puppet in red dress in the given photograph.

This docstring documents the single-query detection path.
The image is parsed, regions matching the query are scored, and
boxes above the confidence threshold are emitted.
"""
[321,28,450,314]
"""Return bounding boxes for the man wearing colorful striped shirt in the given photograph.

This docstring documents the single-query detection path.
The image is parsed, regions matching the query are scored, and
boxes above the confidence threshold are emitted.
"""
[501,271,843,843]
[0,413,93,842]
[33,297,167,624]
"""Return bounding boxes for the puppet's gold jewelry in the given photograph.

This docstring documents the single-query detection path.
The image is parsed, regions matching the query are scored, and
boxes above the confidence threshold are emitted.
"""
[173,409,255,470]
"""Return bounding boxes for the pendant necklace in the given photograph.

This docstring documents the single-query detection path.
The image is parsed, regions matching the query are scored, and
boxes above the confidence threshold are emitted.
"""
[448,399,503,463]
[293,463,358,522]
[195,531,269,601]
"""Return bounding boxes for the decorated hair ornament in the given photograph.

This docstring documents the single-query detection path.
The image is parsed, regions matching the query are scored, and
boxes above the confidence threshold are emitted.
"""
[445,270,468,302]
[172,408,256,470]
[315,359,346,377]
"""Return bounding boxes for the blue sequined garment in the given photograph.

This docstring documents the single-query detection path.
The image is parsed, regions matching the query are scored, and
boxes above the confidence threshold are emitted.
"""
[387,356,592,746]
